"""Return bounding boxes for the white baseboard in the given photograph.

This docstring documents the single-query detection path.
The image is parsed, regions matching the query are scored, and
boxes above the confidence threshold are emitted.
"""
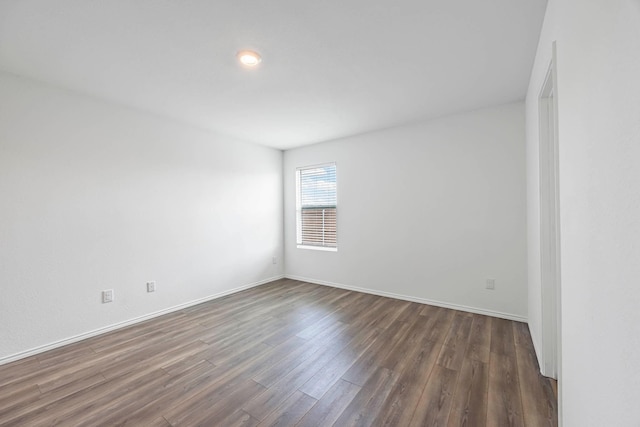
[0,275,285,366]
[285,275,527,323]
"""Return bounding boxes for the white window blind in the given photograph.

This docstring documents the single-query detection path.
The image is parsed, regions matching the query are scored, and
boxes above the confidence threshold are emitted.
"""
[296,163,337,249]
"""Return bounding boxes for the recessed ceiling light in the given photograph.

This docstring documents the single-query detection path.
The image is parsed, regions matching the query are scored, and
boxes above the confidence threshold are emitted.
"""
[237,50,262,67]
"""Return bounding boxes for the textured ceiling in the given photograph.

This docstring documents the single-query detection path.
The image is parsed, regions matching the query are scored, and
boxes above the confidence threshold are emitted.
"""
[0,0,547,150]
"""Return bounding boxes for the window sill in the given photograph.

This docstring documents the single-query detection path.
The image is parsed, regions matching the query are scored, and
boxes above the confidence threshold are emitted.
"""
[297,245,338,252]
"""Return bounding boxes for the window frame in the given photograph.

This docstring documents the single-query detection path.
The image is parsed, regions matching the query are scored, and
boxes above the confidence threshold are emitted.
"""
[295,162,338,252]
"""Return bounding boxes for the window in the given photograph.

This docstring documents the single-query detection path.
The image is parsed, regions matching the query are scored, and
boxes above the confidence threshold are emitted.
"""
[296,163,337,250]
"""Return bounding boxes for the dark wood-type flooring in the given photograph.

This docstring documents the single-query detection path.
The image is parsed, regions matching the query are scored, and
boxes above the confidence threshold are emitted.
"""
[0,279,557,426]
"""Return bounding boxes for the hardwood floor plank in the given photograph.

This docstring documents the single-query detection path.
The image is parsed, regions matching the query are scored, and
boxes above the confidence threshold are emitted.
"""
[198,381,272,426]
[0,372,107,425]
[297,326,380,399]
[466,314,492,363]
[35,343,96,368]
[333,292,383,325]
[251,342,324,388]
[130,363,232,425]
[0,279,556,426]
[352,299,412,331]
[447,358,489,427]
[88,320,176,353]
[487,318,525,427]
[491,317,517,357]
[409,365,459,427]
[0,348,104,393]
[6,369,163,426]
[244,341,349,420]
[201,313,283,348]
[147,416,172,427]
[94,360,217,426]
[52,370,171,426]
[89,329,167,357]
[419,302,441,317]
[424,306,457,343]
[0,357,40,389]
[437,312,474,371]
[376,338,441,427]
[0,383,40,413]
[488,352,525,427]
[166,378,266,426]
[381,315,434,372]
[513,322,558,427]
[220,336,307,380]
[253,325,349,387]
[392,301,425,324]
[295,379,361,427]
[99,338,209,380]
[296,312,344,340]
[36,362,107,394]
[262,310,331,347]
[221,410,261,427]
[256,390,317,427]
[333,367,399,426]
[550,378,558,400]
[341,320,411,386]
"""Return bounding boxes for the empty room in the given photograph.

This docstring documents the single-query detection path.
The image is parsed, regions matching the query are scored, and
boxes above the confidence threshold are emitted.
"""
[1,1,639,426]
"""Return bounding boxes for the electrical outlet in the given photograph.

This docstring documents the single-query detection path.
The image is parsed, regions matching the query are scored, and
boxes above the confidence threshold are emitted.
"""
[146,281,156,293]
[486,279,496,290]
[272,256,277,265]
[102,289,114,303]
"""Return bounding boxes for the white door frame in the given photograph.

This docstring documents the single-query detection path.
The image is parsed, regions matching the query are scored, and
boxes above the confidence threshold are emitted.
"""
[538,43,561,380]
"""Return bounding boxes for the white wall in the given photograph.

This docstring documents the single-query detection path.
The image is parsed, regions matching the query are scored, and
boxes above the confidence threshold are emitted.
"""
[284,103,528,320]
[0,71,283,362]
[526,0,640,425]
